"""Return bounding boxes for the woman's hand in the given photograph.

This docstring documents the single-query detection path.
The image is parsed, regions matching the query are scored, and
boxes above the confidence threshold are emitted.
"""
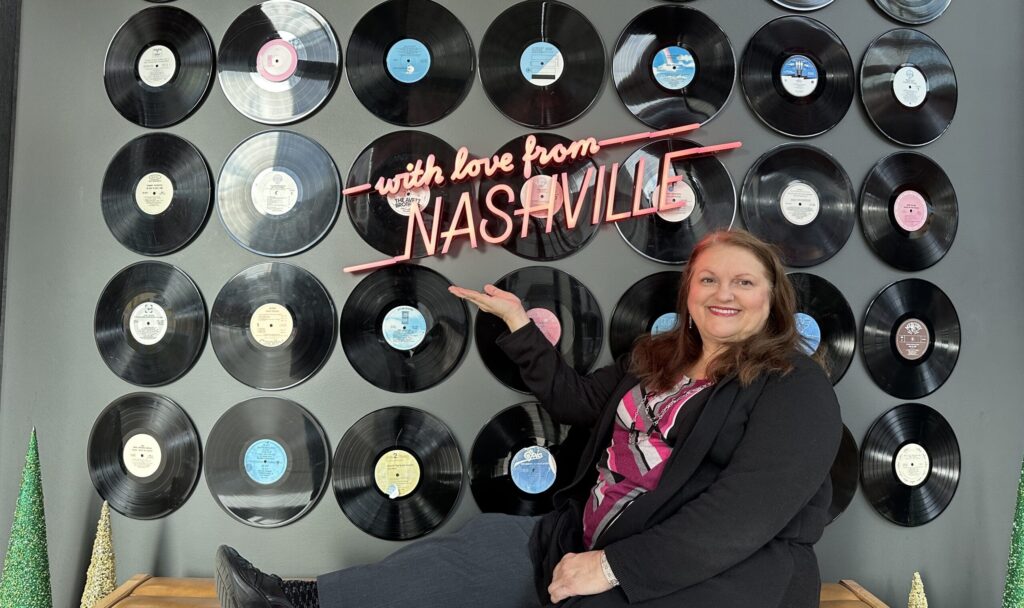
[448,284,531,332]
[548,550,614,603]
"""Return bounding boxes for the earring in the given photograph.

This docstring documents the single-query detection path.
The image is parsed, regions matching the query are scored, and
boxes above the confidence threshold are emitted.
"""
[688,316,693,329]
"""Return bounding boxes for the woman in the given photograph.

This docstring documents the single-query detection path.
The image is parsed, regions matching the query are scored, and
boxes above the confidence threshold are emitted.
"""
[216,229,842,608]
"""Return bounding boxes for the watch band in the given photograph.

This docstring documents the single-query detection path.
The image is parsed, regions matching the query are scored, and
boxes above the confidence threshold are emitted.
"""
[600,552,620,587]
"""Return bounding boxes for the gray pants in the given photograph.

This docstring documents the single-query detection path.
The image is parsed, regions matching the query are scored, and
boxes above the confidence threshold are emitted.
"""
[317,513,542,608]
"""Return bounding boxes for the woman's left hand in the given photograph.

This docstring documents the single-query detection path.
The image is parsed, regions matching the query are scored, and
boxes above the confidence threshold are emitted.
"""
[548,550,614,603]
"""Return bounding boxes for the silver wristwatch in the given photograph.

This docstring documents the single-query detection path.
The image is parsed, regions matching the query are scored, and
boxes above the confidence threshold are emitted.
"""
[600,552,620,587]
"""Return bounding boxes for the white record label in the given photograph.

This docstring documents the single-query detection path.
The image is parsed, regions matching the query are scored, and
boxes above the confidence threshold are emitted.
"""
[134,172,174,216]
[123,433,162,478]
[779,181,820,226]
[251,168,299,216]
[894,442,930,487]
[138,44,176,88]
[129,302,168,345]
[250,303,294,348]
[893,65,928,109]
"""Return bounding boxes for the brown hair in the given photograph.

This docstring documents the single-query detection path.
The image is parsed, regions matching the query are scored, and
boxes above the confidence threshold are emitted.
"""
[629,229,801,391]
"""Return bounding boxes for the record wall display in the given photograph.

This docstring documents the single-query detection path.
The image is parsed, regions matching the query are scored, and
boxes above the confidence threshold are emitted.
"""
[615,139,736,264]
[333,406,463,540]
[210,262,336,390]
[218,130,340,257]
[740,17,854,137]
[861,29,957,147]
[479,0,605,128]
[828,424,858,523]
[477,133,600,261]
[860,152,957,270]
[862,279,960,399]
[609,271,683,360]
[102,133,212,256]
[860,403,960,526]
[789,272,855,384]
[218,0,340,124]
[347,0,475,126]
[103,7,214,128]
[772,0,834,9]
[740,144,855,267]
[476,266,602,393]
[95,262,207,387]
[205,397,330,527]
[611,5,735,129]
[88,393,202,519]
[873,0,950,24]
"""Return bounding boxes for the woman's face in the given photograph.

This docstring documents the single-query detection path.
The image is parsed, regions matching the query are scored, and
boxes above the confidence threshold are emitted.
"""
[686,244,773,353]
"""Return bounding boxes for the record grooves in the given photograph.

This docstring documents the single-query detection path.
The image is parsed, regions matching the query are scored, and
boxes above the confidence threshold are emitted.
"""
[609,271,683,360]
[789,272,855,384]
[873,0,950,25]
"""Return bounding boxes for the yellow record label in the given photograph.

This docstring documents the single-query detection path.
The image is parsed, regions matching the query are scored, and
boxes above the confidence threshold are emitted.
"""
[373,449,420,499]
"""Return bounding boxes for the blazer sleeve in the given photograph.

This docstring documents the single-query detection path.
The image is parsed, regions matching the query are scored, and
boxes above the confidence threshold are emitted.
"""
[601,359,842,604]
[496,321,629,427]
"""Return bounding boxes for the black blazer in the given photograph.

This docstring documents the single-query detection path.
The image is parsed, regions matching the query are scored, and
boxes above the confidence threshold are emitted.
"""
[497,323,842,608]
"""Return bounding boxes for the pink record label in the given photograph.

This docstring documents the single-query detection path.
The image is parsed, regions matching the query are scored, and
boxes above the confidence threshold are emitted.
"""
[527,307,561,346]
[895,317,930,361]
[257,39,298,82]
[520,175,564,218]
[893,190,928,232]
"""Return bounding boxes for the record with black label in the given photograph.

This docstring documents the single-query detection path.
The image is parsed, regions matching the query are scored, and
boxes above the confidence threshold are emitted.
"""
[860,152,957,270]
[612,5,735,129]
[862,279,960,399]
[860,403,959,526]
[476,266,602,393]
[88,393,202,519]
[828,424,858,523]
[341,264,469,393]
[609,271,683,360]
[740,144,855,267]
[861,29,956,147]
[741,16,854,137]
[477,133,600,261]
[103,6,214,128]
[95,262,206,387]
[789,272,855,385]
[873,0,950,24]
[333,406,463,540]
[205,397,330,528]
[772,0,834,9]
[479,0,605,128]
[218,0,340,124]
[218,130,340,257]
[347,0,475,126]
[102,133,212,256]
[210,262,336,390]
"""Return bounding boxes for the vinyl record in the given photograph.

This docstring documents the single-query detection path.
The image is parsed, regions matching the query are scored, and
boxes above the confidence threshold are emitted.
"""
[740,16,854,137]
[103,6,214,128]
[218,130,340,257]
[95,262,207,387]
[873,0,950,24]
[102,133,212,256]
[772,0,835,10]
[860,403,959,526]
[862,279,960,399]
[210,262,336,390]
[789,272,855,384]
[740,144,855,267]
[476,266,602,393]
[477,133,600,261]
[346,131,470,258]
[218,0,340,124]
[860,29,957,147]
[88,393,201,519]
[333,406,463,540]
[616,139,736,264]
[612,5,735,129]
[341,264,469,393]
[347,0,475,126]
[479,0,605,128]
[860,152,957,270]
[609,271,683,360]
[828,424,858,523]
[205,397,330,527]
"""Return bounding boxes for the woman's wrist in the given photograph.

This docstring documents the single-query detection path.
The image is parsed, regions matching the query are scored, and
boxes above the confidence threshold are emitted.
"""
[505,311,531,333]
[599,550,619,587]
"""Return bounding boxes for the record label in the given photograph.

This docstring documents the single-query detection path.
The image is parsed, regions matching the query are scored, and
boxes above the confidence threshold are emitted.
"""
[139,45,176,87]
[780,54,819,98]
[249,303,293,348]
[651,46,697,90]
[521,176,565,217]
[382,305,428,351]
[123,433,162,478]
[386,39,431,84]
[250,168,300,216]
[257,38,298,82]
[130,302,168,345]
[527,307,562,346]
[386,187,431,217]
[520,41,564,86]
[795,311,823,354]
[374,449,421,499]
[893,65,927,108]
[244,439,289,485]
[894,191,929,231]
[134,173,174,215]
[780,181,820,226]
[896,318,929,360]
[510,446,557,494]
[647,177,696,223]
[651,312,679,335]
[894,443,929,486]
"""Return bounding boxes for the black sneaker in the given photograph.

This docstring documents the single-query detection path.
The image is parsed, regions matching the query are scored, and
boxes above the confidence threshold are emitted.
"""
[215,545,295,608]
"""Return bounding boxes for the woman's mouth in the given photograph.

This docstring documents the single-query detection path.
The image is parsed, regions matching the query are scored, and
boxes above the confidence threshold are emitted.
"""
[708,306,740,317]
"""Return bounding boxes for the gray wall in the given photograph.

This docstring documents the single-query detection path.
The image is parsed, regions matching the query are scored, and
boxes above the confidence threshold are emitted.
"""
[1,0,1020,606]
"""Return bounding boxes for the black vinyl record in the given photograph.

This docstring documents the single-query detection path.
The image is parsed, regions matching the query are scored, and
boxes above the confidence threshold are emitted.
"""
[874,0,950,24]
[218,130,340,257]
[789,272,855,385]
[479,0,605,128]
[347,0,475,126]
[828,424,858,523]
[477,133,600,261]
[218,0,340,124]
[476,266,602,393]
[341,264,469,393]
[103,7,214,128]
[609,271,683,360]
[740,16,854,137]
[772,0,834,10]
[860,152,957,271]
[616,139,735,264]
[102,133,212,256]
[612,5,735,129]
[860,29,957,147]
[862,279,960,399]
[860,403,960,526]
[740,144,855,267]
[88,393,201,519]
[210,262,336,390]
[346,131,470,258]
[333,406,463,540]
[205,397,330,527]
[95,262,206,387]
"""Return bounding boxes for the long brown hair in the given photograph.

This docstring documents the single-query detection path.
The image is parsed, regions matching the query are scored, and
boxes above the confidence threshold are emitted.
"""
[629,229,801,391]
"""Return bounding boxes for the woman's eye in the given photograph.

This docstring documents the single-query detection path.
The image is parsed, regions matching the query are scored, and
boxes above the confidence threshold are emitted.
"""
[738,279,753,287]
[700,277,715,284]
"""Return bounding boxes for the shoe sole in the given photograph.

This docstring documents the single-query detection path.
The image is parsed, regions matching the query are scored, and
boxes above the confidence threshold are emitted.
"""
[216,545,262,608]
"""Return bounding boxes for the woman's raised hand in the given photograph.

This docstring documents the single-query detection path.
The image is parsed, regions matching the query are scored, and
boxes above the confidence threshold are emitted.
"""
[448,284,531,332]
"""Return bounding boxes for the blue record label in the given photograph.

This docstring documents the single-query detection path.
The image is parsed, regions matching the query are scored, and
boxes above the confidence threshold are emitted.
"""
[520,41,564,86]
[382,305,428,351]
[651,46,697,91]
[650,312,680,335]
[510,445,557,495]
[794,312,822,355]
[244,439,288,485]
[780,54,819,98]
[386,38,431,84]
